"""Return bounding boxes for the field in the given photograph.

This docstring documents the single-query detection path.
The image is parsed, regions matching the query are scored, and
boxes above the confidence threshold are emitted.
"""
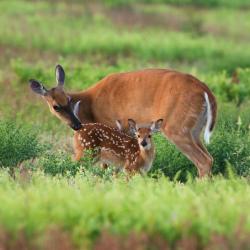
[0,0,250,249]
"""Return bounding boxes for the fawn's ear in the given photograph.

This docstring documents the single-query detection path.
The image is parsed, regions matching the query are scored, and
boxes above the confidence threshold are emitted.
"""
[55,64,65,87]
[151,119,163,132]
[29,79,48,96]
[128,119,137,134]
[115,120,123,131]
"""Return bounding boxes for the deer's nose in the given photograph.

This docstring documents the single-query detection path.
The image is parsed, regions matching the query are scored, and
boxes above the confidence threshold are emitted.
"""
[141,140,147,147]
[71,122,82,131]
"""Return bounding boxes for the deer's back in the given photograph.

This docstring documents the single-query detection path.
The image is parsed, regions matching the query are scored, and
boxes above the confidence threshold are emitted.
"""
[88,69,215,128]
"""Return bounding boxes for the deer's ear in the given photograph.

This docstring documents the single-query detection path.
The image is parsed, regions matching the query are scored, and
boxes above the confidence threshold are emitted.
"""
[73,101,81,120]
[115,120,123,131]
[29,79,48,96]
[55,64,65,87]
[151,119,163,132]
[128,119,137,134]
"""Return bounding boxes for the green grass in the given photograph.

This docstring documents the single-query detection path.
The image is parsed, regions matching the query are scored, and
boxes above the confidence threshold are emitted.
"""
[1,1,250,73]
[104,0,250,8]
[0,172,249,248]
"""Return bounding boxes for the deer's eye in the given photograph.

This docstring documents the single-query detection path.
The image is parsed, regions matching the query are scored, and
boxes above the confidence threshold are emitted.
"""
[137,135,140,138]
[148,135,151,138]
[53,105,61,112]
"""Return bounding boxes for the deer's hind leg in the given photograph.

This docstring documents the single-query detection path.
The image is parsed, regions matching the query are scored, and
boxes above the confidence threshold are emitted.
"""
[191,109,213,173]
[163,111,212,178]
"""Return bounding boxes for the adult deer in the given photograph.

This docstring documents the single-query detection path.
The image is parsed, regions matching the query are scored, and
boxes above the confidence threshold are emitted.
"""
[29,65,217,177]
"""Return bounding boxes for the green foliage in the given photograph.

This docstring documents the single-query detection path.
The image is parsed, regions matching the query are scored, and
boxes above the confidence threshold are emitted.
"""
[1,1,250,73]
[0,120,43,168]
[39,150,114,178]
[39,152,82,177]
[11,59,46,84]
[201,69,250,105]
[105,0,250,8]
[0,173,249,247]
[208,129,250,177]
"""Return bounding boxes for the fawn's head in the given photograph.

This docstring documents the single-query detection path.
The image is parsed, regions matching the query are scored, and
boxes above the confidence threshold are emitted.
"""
[128,119,163,150]
[29,65,82,130]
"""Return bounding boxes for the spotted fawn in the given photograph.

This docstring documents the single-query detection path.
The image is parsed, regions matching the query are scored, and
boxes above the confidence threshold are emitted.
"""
[73,102,163,174]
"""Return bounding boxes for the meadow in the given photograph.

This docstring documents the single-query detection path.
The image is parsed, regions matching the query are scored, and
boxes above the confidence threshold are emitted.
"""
[0,0,250,249]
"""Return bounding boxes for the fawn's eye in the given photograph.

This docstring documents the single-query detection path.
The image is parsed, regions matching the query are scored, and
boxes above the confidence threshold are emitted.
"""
[137,135,140,138]
[148,135,151,138]
[53,105,61,112]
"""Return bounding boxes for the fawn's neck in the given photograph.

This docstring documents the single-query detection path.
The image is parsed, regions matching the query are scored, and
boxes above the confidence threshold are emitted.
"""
[137,143,155,173]
[140,144,155,160]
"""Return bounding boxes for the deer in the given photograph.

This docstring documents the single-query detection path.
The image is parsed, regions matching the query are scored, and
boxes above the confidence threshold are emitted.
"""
[72,101,163,174]
[29,65,217,178]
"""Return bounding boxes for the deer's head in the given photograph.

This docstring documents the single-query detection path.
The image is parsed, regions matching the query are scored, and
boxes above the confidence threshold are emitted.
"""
[29,65,82,130]
[128,119,163,150]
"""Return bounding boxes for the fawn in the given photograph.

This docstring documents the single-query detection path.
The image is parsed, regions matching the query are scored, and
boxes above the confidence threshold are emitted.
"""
[73,102,163,174]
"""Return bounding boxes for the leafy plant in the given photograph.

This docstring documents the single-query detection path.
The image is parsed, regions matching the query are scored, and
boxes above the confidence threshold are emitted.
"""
[39,152,82,177]
[0,120,43,169]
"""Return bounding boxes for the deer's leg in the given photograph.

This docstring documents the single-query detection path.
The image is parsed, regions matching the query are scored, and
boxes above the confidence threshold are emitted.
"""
[123,161,137,178]
[191,109,214,174]
[164,127,212,178]
[172,133,211,177]
[101,163,109,170]
[73,147,84,161]
[73,134,84,161]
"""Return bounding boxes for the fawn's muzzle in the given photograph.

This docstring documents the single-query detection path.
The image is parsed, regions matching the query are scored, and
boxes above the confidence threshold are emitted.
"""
[141,140,147,147]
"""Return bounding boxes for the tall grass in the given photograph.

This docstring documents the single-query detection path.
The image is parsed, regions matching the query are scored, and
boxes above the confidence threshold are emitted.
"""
[105,0,250,8]
[1,1,250,73]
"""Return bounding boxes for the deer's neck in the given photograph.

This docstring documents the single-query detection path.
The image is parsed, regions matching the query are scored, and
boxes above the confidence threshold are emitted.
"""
[67,90,94,123]
[140,145,155,160]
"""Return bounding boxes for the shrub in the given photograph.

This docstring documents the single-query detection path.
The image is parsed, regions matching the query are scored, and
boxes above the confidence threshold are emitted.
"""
[0,120,42,168]
[39,152,82,177]
[39,151,112,178]
[203,69,250,105]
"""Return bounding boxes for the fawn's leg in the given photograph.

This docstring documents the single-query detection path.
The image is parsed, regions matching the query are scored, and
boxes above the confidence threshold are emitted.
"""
[73,133,84,161]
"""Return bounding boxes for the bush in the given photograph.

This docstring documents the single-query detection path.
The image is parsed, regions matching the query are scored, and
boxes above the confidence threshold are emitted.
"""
[39,151,112,178]
[0,120,42,168]
[203,69,250,105]
[39,152,82,177]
